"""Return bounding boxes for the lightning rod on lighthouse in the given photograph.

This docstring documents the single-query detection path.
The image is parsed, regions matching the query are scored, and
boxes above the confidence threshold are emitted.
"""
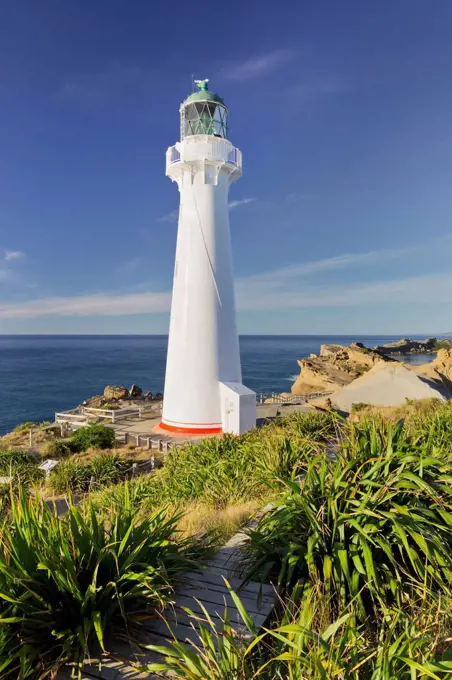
[160,79,256,436]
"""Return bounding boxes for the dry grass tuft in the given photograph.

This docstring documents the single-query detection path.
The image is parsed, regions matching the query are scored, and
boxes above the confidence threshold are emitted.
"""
[176,500,263,543]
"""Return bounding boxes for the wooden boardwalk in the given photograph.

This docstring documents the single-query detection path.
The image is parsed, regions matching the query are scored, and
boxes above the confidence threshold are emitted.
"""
[59,530,275,679]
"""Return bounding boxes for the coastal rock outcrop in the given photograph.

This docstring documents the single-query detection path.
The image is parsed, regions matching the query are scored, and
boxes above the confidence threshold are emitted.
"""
[329,361,450,413]
[103,385,129,401]
[373,337,438,355]
[129,384,143,399]
[414,349,452,391]
[291,343,392,395]
[83,395,107,408]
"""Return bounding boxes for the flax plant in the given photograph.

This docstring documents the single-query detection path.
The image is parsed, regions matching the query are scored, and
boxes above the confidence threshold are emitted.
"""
[245,421,452,619]
[0,485,209,678]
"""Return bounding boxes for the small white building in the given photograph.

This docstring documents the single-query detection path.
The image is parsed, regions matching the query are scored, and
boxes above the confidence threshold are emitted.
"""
[160,80,256,436]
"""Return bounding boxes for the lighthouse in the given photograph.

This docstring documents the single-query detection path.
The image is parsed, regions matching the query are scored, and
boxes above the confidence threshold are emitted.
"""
[159,79,256,436]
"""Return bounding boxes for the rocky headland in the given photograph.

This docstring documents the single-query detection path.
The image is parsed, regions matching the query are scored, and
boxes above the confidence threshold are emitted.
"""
[290,343,394,395]
[291,338,452,397]
[290,338,452,412]
[373,337,452,355]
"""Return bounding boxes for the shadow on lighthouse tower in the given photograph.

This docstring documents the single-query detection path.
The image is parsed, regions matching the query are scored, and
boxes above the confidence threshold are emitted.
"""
[158,79,256,437]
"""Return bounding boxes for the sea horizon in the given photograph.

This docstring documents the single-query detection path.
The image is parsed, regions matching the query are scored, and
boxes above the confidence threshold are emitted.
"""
[0,332,449,338]
[0,333,440,436]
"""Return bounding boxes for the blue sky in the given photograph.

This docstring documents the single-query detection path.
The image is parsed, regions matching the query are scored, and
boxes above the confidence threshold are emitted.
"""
[1,0,452,335]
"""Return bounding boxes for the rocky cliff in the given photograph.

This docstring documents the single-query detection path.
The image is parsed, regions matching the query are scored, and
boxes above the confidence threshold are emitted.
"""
[373,337,438,355]
[373,337,452,355]
[291,343,393,395]
[330,361,449,412]
[414,349,452,391]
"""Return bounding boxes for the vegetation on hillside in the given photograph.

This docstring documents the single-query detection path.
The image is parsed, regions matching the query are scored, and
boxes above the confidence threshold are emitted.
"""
[69,423,116,451]
[1,404,452,677]
[47,452,134,494]
[90,411,338,512]
[0,487,209,679]
[141,406,452,679]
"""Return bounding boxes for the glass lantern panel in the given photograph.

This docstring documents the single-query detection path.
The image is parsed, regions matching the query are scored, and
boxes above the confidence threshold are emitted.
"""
[182,101,228,138]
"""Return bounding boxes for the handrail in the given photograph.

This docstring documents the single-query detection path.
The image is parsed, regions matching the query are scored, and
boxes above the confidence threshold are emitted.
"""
[256,391,332,404]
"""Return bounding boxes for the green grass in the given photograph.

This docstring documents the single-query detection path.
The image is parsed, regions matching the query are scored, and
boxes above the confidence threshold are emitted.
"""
[47,452,133,494]
[140,582,452,679]
[0,451,43,486]
[3,406,452,678]
[245,420,452,619]
[90,412,339,512]
[10,421,51,434]
[351,401,371,413]
[0,486,210,678]
[433,339,452,350]
[137,409,452,680]
[407,400,452,450]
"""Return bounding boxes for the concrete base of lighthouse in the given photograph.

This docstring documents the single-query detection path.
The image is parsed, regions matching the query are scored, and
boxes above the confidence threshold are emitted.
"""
[158,381,256,437]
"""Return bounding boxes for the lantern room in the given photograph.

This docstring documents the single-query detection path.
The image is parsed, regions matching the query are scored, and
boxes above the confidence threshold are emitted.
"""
[180,79,228,140]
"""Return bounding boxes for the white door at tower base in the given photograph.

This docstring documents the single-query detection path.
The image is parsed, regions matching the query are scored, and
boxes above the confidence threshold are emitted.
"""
[220,382,256,435]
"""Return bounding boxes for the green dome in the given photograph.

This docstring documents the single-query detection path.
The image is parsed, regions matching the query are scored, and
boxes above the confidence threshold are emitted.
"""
[183,89,225,106]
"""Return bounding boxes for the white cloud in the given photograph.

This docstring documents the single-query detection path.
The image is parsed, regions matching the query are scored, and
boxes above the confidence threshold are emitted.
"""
[116,257,141,275]
[157,209,178,223]
[0,240,449,320]
[0,291,171,319]
[236,271,452,311]
[4,250,24,262]
[222,49,295,81]
[228,198,255,210]
[0,249,26,285]
[238,246,419,290]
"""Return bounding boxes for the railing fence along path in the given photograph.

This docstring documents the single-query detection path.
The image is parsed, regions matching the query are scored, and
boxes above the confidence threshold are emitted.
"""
[257,391,332,404]
[55,405,144,426]
[32,391,333,451]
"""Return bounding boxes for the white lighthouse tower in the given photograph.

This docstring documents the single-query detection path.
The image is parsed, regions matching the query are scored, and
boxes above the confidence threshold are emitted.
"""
[159,79,256,436]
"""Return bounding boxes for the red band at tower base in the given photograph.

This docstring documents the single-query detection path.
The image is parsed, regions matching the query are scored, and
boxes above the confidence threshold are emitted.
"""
[159,421,223,435]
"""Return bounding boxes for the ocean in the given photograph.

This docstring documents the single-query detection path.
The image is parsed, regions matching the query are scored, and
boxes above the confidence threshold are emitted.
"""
[0,334,434,435]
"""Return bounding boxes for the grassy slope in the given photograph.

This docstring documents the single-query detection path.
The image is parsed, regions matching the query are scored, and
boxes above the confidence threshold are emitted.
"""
[2,404,452,677]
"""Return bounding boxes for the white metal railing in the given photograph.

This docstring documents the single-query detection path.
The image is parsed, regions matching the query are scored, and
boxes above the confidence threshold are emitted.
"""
[257,392,332,404]
[55,411,87,422]
[168,146,180,164]
[166,141,242,172]
[55,405,143,427]
[227,147,241,165]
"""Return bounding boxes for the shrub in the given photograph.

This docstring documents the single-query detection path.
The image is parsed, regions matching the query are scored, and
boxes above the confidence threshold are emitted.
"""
[273,410,338,442]
[0,450,43,486]
[69,423,116,452]
[100,402,121,410]
[12,421,36,433]
[407,400,452,450]
[48,453,132,494]
[45,439,71,458]
[351,402,370,413]
[245,421,452,620]
[0,487,210,678]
